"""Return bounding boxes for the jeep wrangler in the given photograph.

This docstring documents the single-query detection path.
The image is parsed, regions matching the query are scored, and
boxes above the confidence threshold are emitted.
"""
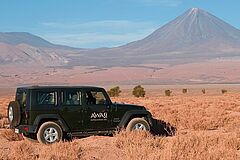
[8,86,153,144]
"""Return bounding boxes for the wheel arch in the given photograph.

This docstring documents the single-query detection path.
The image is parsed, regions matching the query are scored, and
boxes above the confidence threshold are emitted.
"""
[33,114,70,133]
[118,110,153,128]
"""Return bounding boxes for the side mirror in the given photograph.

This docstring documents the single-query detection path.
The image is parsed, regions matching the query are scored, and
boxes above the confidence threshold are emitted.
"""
[105,99,112,105]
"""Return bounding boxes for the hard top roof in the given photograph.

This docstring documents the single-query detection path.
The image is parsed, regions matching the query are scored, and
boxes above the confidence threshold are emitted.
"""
[17,85,104,90]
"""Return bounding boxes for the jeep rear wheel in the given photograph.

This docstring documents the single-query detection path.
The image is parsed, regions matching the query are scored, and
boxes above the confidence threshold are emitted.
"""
[37,122,63,144]
[8,101,21,128]
[126,118,150,132]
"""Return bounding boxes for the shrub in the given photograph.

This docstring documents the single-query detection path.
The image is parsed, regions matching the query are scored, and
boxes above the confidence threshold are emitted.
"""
[221,89,227,94]
[132,85,145,97]
[202,89,206,94]
[182,89,188,94]
[107,86,122,97]
[165,90,172,96]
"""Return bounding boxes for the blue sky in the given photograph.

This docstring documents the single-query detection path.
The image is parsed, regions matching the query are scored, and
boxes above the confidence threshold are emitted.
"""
[0,0,239,48]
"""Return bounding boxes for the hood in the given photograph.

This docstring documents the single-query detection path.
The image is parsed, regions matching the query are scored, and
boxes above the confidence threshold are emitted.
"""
[114,103,146,110]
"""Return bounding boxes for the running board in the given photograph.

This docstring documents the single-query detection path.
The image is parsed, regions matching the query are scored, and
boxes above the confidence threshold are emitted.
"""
[70,130,115,137]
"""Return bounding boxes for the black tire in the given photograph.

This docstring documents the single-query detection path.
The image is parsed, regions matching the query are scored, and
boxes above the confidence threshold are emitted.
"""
[8,101,21,128]
[37,121,63,144]
[126,118,150,132]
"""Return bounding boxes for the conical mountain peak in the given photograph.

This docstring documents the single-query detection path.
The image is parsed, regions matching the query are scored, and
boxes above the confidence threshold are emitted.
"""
[185,7,209,18]
[118,8,240,55]
[189,7,200,13]
[24,8,240,67]
[189,8,202,13]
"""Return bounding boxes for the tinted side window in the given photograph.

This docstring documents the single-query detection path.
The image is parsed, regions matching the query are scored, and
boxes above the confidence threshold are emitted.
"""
[62,91,82,105]
[86,91,106,105]
[37,92,55,105]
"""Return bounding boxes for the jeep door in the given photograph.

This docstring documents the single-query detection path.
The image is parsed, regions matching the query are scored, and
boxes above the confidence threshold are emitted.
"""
[30,89,59,125]
[59,89,83,132]
[82,89,112,130]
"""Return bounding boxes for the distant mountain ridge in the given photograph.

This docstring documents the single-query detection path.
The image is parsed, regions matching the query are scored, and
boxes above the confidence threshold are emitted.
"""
[0,8,240,67]
[0,32,78,66]
[0,32,54,48]
[1,8,240,86]
[0,32,79,50]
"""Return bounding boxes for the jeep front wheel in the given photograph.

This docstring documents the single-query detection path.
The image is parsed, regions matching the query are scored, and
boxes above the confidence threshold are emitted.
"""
[126,118,150,132]
[37,122,63,144]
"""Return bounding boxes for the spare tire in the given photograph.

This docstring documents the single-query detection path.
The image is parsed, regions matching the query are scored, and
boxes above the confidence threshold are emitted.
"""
[8,101,21,128]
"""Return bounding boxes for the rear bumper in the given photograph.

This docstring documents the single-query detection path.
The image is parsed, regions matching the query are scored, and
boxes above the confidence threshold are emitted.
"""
[14,125,37,134]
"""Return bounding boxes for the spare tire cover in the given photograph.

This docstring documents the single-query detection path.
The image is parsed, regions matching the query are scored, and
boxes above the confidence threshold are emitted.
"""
[8,101,21,127]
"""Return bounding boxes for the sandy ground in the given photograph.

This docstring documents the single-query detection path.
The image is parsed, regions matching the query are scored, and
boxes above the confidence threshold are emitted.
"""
[1,58,240,87]
[0,87,239,159]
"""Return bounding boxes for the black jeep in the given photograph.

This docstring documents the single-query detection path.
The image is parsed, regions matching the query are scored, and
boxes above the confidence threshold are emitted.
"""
[8,86,153,144]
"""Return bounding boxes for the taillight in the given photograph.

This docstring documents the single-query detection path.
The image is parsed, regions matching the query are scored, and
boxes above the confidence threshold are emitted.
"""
[23,126,29,132]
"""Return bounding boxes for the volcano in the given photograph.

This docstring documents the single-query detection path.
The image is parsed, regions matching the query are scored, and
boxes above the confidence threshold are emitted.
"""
[123,8,240,54]
[75,8,240,66]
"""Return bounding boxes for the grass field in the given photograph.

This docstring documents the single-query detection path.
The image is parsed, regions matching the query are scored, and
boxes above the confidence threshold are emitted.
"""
[0,86,239,159]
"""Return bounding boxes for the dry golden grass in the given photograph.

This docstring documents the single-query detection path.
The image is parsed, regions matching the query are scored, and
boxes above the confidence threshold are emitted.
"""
[112,94,240,131]
[115,131,240,160]
[0,140,83,160]
[1,130,238,160]
[0,118,9,129]
[0,130,23,141]
[0,96,13,129]
[0,90,239,159]
[169,131,239,160]
[115,131,166,160]
[0,95,14,118]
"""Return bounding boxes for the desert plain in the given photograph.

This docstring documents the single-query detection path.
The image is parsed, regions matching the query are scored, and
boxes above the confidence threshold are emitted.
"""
[0,85,239,160]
